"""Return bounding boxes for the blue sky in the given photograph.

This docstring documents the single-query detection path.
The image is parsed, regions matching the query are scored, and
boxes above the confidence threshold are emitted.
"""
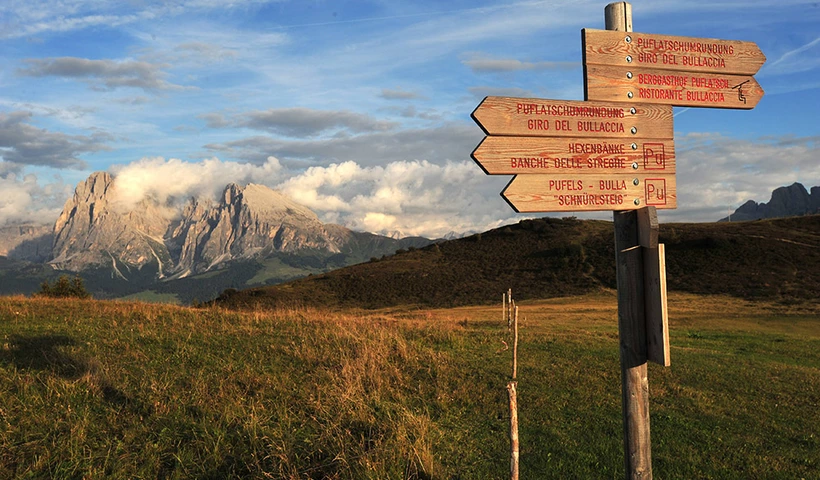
[1,0,818,237]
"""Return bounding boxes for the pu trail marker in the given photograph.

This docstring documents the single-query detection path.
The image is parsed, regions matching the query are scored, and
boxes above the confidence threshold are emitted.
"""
[472,136,675,175]
[500,173,676,213]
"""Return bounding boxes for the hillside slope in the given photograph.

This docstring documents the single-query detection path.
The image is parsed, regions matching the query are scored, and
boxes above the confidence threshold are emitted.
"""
[214,215,820,310]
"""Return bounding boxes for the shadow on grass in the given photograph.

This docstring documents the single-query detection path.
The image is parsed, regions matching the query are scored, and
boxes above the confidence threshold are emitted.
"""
[1,334,137,409]
[1,334,88,379]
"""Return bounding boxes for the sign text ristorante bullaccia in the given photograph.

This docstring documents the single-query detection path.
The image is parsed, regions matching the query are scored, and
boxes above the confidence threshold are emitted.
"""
[584,65,763,108]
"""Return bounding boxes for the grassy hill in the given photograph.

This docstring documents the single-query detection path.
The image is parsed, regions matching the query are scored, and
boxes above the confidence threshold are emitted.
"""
[1,294,817,478]
[213,215,820,310]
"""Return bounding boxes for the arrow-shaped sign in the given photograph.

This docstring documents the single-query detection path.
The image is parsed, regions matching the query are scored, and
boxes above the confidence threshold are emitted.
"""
[584,65,764,109]
[502,174,677,213]
[471,96,673,138]
[583,29,766,76]
[472,136,675,175]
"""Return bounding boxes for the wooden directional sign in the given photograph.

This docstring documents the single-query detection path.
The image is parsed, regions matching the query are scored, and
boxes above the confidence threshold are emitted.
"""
[472,136,675,175]
[472,96,673,139]
[584,64,763,109]
[502,174,676,213]
[583,29,766,75]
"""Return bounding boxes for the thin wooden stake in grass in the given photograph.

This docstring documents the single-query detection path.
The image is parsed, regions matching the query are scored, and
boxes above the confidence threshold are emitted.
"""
[507,289,513,330]
[512,306,519,381]
[502,294,520,480]
[507,380,519,480]
[503,292,507,326]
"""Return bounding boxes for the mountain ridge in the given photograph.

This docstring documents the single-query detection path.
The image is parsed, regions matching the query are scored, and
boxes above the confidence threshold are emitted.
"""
[213,214,820,310]
[0,171,433,300]
[720,182,820,222]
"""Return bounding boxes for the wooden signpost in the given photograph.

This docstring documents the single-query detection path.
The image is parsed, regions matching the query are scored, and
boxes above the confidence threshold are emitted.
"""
[583,25,766,109]
[469,2,764,478]
[501,174,676,212]
[471,97,676,214]
[584,64,764,108]
[472,97,673,138]
[472,137,676,175]
[583,29,766,75]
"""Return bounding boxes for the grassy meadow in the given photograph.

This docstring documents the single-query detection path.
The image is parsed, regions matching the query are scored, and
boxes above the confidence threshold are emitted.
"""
[0,292,818,479]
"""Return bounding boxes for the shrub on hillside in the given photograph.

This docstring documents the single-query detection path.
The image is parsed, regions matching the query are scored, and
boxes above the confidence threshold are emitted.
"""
[37,275,91,299]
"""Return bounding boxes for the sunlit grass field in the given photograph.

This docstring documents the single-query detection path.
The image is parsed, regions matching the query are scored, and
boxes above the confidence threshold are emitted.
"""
[1,292,818,478]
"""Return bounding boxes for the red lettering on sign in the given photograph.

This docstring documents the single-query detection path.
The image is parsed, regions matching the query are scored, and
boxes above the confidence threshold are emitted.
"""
[599,179,627,190]
[639,88,683,101]
[511,157,550,169]
[637,74,687,87]
[554,158,583,169]
[527,119,550,130]
[643,143,666,170]
[556,193,624,206]
[548,179,583,191]
[645,179,667,206]
[638,52,657,64]
[686,91,725,102]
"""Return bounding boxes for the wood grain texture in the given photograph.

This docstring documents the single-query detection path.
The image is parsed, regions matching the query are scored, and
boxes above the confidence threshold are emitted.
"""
[502,174,676,213]
[613,208,653,479]
[471,96,673,138]
[584,29,766,75]
[472,136,675,175]
[585,64,763,109]
[644,243,670,366]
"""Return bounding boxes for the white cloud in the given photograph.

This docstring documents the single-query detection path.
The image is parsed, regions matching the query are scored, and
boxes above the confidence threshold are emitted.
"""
[109,156,284,210]
[18,57,189,92]
[0,110,110,168]
[277,159,516,237]
[0,171,72,226]
[463,56,577,73]
[1,1,286,39]
[379,88,423,100]
[659,133,819,222]
[96,155,517,238]
[762,35,820,76]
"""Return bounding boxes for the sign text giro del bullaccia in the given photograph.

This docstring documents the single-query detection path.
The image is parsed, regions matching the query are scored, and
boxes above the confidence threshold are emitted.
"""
[583,29,765,109]
[470,29,764,214]
[471,97,676,212]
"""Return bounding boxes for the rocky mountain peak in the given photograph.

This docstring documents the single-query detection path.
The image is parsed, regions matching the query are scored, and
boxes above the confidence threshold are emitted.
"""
[721,182,820,222]
[48,172,358,279]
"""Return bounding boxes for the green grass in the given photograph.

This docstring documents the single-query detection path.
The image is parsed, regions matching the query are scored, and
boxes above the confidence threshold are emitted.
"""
[0,293,818,478]
[244,258,323,286]
[120,290,181,304]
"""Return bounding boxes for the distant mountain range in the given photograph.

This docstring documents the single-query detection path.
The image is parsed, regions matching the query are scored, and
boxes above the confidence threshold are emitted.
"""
[720,182,820,222]
[0,172,431,302]
[2,177,819,304]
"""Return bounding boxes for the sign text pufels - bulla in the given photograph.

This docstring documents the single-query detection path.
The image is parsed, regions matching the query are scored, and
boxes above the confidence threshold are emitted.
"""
[583,29,766,75]
[472,137,675,175]
[502,174,676,213]
[471,97,673,139]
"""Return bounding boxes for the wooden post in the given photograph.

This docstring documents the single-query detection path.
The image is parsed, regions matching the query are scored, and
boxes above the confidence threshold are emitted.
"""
[614,209,652,479]
[512,306,519,380]
[507,381,519,480]
[607,3,653,479]
[508,304,520,480]
[503,292,507,325]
